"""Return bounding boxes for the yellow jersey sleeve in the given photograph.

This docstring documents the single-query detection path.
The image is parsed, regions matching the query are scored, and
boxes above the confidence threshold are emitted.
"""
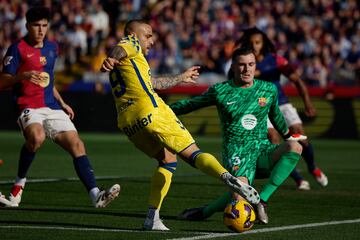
[117,35,141,58]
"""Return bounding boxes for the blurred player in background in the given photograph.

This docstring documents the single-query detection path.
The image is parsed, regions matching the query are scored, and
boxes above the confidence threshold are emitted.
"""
[0,7,120,208]
[237,27,328,190]
[100,19,260,231]
[171,46,304,224]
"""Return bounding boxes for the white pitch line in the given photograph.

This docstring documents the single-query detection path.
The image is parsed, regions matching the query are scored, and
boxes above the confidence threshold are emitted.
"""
[0,225,208,235]
[0,219,359,238]
[167,218,360,240]
[0,173,203,185]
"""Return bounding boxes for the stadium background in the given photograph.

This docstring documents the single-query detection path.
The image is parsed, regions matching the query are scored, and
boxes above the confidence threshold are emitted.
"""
[0,0,359,138]
[1,1,360,239]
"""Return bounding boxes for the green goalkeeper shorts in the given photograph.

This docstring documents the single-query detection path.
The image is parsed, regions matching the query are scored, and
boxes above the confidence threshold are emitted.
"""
[223,140,279,184]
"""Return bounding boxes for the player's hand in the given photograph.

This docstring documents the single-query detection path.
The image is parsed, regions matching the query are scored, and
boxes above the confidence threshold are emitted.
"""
[100,57,119,72]
[304,106,316,118]
[181,66,201,84]
[61,103,75,120]
[285,133,307,141]
[16,71,42,84]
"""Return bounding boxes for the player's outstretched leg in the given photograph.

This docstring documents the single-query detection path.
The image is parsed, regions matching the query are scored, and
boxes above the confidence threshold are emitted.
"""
[93,184,120,208]
[179,206,208,221]
[182,148,260,205]
[178,192,232,221]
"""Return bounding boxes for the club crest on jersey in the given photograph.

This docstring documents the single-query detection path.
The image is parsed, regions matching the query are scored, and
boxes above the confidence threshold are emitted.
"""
[258,97,267,107]
[40,56,47,65]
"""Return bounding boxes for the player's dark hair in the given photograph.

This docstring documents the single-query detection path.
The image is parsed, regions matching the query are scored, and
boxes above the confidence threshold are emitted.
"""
[227,46,255,79]
[236,27,276,55]
[124,19,148,36]
[231,46,255,62]
[26,6,50,23]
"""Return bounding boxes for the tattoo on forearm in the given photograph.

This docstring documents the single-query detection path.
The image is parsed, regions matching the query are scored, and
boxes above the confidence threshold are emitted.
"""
[152,74,184,90]
[109,46,127,60]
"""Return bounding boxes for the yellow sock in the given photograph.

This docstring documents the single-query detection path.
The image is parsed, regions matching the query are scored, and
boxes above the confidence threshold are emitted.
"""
[194,153,227,179]
[148,162,176,209]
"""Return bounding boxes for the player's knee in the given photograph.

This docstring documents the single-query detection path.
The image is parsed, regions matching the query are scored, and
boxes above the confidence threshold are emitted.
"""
[71,138,86,156]
[27,133,46,151]
[287,141,302,154]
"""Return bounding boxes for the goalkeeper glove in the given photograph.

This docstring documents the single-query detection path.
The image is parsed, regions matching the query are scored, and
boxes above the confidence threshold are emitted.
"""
[283,132,307,141]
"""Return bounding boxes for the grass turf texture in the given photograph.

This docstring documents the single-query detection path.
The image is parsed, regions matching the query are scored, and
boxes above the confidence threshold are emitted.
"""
[0,131,359,239]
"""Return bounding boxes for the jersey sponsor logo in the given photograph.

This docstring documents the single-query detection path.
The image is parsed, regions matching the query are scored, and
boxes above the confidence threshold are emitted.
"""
[40,56,47,65]
[3,56,13,66]
[227,101,236,105]
[122,113,153,137]
[258,97,268,107]
[38,72,50,88]
[241,114,257,130]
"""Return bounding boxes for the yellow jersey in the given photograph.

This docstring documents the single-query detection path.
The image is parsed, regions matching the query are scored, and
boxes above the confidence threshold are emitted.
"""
[109,36,194,156]
[109,36,164,121]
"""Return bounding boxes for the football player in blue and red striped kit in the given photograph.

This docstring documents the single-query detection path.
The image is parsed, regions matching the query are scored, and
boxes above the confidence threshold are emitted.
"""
[0,6,120,208]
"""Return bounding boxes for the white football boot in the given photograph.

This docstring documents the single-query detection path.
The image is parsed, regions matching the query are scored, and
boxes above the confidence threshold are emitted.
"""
[143,207,170,231]
[221,172,260,205]
[297,180,311,190]
[9,185,24,207]
[255,200,269,224]
[312,169,328,187]
[0,192,15,207]
[93,184,120,208]
[143,218,170,231]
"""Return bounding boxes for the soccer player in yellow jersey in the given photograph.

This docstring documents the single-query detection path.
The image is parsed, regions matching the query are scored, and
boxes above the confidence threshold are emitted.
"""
[101,19,260,231]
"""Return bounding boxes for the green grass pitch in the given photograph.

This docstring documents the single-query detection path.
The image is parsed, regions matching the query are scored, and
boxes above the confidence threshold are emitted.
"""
[0,131,360,239]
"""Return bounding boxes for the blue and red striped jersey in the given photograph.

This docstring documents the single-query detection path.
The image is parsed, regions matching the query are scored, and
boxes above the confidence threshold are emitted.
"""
[256,53,289,105]
[2,37,61,111]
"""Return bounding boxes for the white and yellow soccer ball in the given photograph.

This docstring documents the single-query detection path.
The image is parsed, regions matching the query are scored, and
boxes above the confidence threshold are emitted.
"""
[223,200,256,233]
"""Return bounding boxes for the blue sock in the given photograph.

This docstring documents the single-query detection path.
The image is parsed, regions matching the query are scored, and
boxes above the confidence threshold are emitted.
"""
[18,145,36,178]
[300,142,316,172]
[73,155,97,192]
[290,168,303,182]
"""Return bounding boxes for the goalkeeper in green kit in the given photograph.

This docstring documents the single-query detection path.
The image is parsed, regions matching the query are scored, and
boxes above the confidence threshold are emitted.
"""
[170,46,306,224]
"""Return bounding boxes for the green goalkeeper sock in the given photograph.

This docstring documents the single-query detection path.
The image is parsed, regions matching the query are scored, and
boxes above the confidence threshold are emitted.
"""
[260,151,301,202]
[202,192,232,218]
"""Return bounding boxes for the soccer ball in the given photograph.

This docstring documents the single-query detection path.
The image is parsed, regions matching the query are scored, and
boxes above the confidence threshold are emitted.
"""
[223,200,256,232]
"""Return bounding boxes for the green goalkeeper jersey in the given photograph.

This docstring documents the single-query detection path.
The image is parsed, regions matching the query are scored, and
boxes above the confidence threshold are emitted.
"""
[171,79,288,176]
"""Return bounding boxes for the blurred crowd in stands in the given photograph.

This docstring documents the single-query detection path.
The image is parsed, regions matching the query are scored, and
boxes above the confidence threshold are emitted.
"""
[0,0,359,90]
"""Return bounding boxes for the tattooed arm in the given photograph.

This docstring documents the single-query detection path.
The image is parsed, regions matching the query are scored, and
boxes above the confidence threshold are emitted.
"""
[100,45,127,72]
[152,66,201,90]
